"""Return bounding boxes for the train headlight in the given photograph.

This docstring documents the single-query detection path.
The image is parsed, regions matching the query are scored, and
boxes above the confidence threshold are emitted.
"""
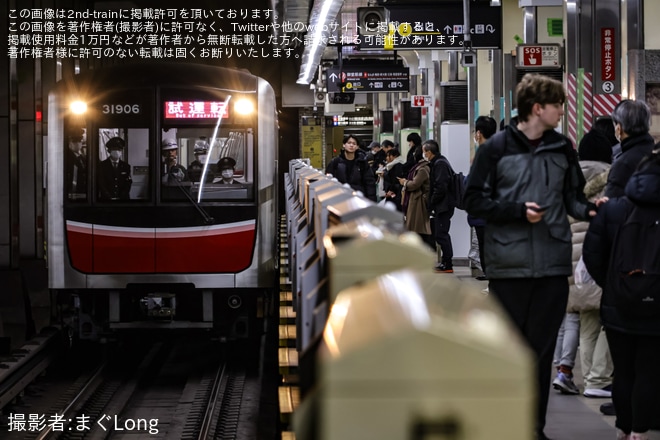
[234,98,254,115]
[69,100,88,114]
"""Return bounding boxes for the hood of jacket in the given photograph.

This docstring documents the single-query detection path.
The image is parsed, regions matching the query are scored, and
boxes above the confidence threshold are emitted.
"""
[385,155,405,170]
[624,154,660,206]
[580,160,610,200]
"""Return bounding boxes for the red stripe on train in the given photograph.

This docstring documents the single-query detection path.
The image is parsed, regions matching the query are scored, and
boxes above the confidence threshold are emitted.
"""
[66,221,256,273]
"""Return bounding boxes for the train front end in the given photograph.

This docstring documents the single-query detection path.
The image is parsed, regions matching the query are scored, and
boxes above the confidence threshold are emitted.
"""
[47,64,277,341]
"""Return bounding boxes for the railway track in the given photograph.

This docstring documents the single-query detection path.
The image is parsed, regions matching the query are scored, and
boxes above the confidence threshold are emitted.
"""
[1,336,259,439]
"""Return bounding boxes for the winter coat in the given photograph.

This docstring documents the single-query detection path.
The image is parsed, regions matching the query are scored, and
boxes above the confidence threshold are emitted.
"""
[604,133,655,198]
[583,155,660,336]
[428,155,453,214]
[464,123,595,279]
[402,160,431,234]
[566,160,610,312]
[325,149,377,201]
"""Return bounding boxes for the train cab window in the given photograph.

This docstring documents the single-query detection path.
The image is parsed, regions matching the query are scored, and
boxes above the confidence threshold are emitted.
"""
[97,128,150,201]
[160,127,253,202]
[64,127,88,201]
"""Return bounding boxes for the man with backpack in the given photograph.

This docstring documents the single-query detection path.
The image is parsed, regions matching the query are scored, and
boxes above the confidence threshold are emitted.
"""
[424,140,456,273]
[583,147,660,440]
[464,74,601,440]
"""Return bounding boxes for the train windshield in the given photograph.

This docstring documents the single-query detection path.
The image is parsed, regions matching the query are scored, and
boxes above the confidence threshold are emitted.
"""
[62,89,255,205]
[160,127,254,202]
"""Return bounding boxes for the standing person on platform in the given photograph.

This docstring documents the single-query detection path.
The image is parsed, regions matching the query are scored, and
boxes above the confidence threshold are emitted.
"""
[598,99,655,419]
[402,132,423,175]
[398,152,431,246]
[424,139,456,273]
[583,148,660,440]
[325,134,377,202]
[380,139,395,157]
[553,132,614,397]
[605,100,655,198]
[464,73,601,440]
[382,147,405,211]
[468,116,497,279]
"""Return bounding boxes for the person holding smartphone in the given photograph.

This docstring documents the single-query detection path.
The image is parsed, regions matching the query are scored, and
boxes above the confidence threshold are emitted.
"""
[464,74,603,440]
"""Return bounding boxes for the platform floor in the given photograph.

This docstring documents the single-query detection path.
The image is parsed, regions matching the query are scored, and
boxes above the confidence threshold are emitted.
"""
[453,266,660,440]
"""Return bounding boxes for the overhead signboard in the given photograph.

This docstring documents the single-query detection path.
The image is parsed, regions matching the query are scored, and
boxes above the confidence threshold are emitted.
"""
[358,3,502,50]
[515,44,562,68]
[326,66,410,93]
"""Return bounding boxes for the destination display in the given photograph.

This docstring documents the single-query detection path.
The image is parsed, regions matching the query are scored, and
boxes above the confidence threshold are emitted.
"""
[164,101,229,119]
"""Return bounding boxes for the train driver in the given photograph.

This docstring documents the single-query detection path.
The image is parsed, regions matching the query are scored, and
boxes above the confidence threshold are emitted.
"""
[98,137,132,200]
[161,138,187,184]
[213,157,240,184]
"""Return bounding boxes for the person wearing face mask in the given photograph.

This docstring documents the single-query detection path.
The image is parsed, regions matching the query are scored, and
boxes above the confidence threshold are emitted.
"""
[98,136,132,200]
[423,139,456,272]
[214,157,240,184]
[161,138,187,184]
[604,100,655,198]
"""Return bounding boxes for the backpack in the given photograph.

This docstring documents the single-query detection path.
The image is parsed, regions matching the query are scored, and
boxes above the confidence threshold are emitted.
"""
[438,158,466,210]
[450,170,467,210]
[606,203,660,317]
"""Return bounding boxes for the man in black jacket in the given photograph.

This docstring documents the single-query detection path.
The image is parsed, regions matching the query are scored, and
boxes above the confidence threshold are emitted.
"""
[424,140,455,273]
[464,74,601,440]
[605,99,655,198]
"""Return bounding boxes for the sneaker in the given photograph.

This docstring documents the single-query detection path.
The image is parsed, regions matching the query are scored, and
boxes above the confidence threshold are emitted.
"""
[600,401,616,416]
[584,385,612,398]
[552,372,580,395]
[434,263,454,273]
[475,275,488,281]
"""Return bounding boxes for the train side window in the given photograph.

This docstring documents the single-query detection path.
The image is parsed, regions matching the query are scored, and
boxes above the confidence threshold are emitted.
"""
[97,128,150,201]
[64,128,88,201]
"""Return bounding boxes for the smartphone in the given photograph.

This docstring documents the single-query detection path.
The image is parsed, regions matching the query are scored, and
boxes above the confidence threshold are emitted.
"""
[530,204,551,212]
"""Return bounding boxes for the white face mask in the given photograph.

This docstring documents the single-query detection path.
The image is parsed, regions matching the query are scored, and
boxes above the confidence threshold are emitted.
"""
[222,169,234,179]
[109,150,121,161]
[197,154,207,164]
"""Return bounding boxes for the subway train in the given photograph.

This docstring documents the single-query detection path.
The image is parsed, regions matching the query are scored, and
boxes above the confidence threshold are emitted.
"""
[46,63,278,341]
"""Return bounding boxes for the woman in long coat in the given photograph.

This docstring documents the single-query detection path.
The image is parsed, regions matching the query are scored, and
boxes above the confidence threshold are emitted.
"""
[398,157,431,245]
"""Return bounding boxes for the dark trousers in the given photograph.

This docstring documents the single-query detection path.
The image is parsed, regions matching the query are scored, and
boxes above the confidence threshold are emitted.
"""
[489,277,568,435]
[474,225,486,274]
[432,208,454,265]
[605,329,660,433]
